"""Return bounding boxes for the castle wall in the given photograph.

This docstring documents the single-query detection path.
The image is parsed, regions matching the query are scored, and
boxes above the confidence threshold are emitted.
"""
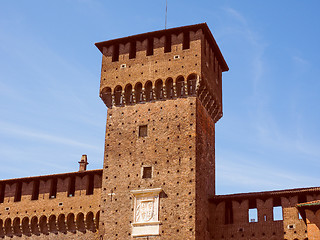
[0,170,102,239]
[209,190,320,240]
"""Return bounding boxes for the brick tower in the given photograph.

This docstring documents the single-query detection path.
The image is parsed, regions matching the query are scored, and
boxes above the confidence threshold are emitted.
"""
[95,23,228,239]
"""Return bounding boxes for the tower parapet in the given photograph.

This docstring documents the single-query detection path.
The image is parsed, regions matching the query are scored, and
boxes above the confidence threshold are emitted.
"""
[96,23,228,123]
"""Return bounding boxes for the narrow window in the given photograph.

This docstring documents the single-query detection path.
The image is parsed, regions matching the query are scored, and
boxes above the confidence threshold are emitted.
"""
[142,167,152,179]
[164,35,171,53]
[249,208,258,222]
[14,182,22,202]
[31,180,40,200]
[49,178,57,199]
[298,212,303,220]
[139,125,148,137]
[248,199,258,222]
[129,41,136,59]
[183,31,190,50]
[0,183,5,203]
[68,176,75,197]
[146,38,154,56]
[114,85,123,106]
[225,201,233,224]
[86,174,94,195]
[112,44,119,62]
[273,206,283,221]
[124,84,133,105]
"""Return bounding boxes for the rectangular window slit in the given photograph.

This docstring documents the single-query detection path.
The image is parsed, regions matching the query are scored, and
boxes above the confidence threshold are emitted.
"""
[14,182,22,202]
[142,167,152,179]
[112,44,119,62]
[31,180,40,200]
[0,183,5,203]
[183,31,190,50]
[146,38,154,56]
[129,41,136,59]
[139,125,148,137]
[49,178,57,199]
[86,174,94,195]
[164,35,171,53]
[68,176,75,197]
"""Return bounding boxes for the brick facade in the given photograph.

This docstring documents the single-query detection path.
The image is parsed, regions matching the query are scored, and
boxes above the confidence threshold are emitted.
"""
[0,23,319,240]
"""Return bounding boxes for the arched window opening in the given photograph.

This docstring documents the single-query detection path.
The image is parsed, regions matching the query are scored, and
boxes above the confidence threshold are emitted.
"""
[100,87,112,108]
[13,218,21,236]
[4,218,12,236]
[67,213,76,233]
[187,74,197,96]
[114,85,123,106]
[95,211,100,230]
[48,215,57,233]
[134,82,143,103]
[31,217,39,235]
[124,84,133,105]
[57,214,66,233]
[176,76,185,97]
[39,216,48,235]
[144,81,153,102]
[86,212,95,232]
[0,219,4,237]
[155,79,164,100]
[165,78,174,99]
[21,217,30,235]
[76,213,86,233]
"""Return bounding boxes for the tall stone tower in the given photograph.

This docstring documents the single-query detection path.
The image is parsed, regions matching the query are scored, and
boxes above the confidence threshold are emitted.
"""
[95,23,228,239]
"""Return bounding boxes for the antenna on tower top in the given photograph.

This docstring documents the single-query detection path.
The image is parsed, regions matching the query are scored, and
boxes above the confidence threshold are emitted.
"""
[165,0,168,29]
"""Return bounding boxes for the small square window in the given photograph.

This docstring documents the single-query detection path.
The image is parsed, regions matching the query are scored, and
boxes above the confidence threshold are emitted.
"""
[139,125,148,137]
[142,167,152,179]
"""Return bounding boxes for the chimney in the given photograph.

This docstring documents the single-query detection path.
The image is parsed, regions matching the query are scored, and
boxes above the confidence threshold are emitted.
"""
[78,154,88,171]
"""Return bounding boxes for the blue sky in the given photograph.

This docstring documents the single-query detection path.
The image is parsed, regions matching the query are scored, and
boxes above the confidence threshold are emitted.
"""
[0,1,319,195]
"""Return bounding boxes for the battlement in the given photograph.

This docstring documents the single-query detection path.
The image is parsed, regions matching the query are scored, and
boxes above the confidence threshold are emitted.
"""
[96,23,229,123]
[0,170,102,238]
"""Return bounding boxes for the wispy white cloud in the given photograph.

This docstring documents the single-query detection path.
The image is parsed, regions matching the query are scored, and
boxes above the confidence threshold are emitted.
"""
[0,120,99,150]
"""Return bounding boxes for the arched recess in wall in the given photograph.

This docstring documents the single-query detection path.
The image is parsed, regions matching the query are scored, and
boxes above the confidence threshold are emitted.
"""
[76,213,86,233]
[67,213,76,233]
[31,216,40,236]
[114,85,123,106]
[124,84,133,105]
[86,212,95,232]
[134,82,143,103]
[95,211,100,230]
[4,218,12,236]
[49,215,58,233]
[57,214,67,233]
[0,219,4,237]
[13,217,21,236]
[21,217,30,235]
[100,87,112,108]
[39,215,48,235]
[176,76,185,97]
[165,78,174,99]
[187,74,197,96]
[155,79,164,100]
[144,81,153,102]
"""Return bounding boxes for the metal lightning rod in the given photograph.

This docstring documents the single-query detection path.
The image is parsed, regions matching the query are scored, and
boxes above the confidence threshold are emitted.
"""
[165,0,167,29]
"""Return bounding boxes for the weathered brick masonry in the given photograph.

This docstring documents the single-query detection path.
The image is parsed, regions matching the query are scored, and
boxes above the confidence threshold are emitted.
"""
[0,23,319,240]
